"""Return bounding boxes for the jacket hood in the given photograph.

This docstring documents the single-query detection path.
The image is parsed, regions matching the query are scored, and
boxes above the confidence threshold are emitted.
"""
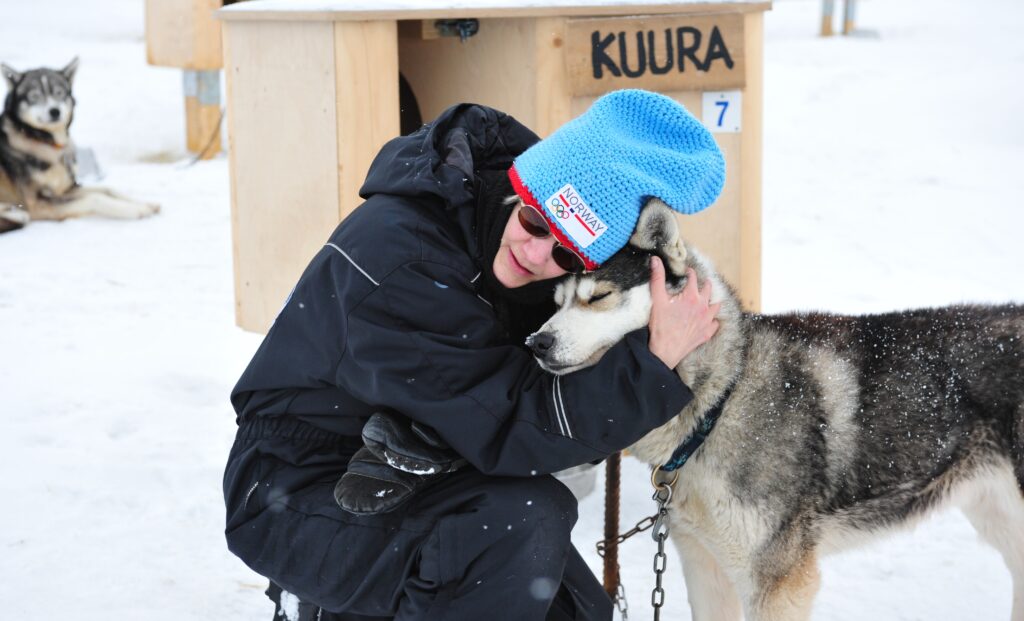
[360,103,539,212]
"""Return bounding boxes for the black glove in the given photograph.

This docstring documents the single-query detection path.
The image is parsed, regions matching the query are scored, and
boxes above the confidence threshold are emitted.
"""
[361,412,466,475]
[333,447,430,515]
[333,413,466,515]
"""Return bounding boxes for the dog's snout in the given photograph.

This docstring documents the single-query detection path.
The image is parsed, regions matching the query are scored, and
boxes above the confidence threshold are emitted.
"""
[48,107,61,121]
[528,332,556,358]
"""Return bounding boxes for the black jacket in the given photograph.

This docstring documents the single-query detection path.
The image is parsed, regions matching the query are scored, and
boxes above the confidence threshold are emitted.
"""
[230,104,693,476]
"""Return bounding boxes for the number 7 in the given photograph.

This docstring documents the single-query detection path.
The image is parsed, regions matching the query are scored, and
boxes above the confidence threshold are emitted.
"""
[715,100,729,127]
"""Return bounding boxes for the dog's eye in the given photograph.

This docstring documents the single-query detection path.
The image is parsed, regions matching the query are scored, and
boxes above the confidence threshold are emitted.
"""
[588,292,611,304]
[52,87,65,98]
[27,90,42,103]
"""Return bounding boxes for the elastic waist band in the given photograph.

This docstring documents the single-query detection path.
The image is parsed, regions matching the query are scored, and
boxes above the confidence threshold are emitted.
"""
[236,415,358,445]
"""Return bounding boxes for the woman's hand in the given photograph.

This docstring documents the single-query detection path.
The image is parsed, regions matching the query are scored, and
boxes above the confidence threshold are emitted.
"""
[647,257,721,370]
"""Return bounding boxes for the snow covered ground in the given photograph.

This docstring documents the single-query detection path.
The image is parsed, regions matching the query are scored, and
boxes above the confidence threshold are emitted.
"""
[1,0,1021,619]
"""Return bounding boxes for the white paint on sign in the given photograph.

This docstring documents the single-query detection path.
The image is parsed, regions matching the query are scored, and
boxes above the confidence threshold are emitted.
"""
[702,90,742,133]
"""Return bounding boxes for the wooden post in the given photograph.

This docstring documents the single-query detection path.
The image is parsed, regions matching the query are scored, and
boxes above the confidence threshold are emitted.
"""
[334,21,402,225]
[842,0,857,35]
[739,9,764,312]
[184,69,222,158]
[224,19,400,332]
[603,452,622,597]
[820,0,835,36]
[146,0,223,69]
[146,0,224,156]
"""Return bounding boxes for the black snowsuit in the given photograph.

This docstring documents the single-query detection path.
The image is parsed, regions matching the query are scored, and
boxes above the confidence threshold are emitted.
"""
[223,104,695,620]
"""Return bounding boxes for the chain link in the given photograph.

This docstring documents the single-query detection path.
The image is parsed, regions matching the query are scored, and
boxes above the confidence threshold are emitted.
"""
[596,541,635,619]
[649,474,674,621]
[596,470,677,621]
[614,573,629,621]
[596,512,659,619]
[650,511,668,618]
[596,514,657,556]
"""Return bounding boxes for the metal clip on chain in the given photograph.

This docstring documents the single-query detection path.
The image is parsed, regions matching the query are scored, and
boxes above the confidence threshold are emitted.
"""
[597,543,632,619]
[595,468,679,620]
[649,469,677,621]
[614,578,629,621]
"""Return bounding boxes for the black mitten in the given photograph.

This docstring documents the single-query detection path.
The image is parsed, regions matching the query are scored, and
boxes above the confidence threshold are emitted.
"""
[333,447,429,515]
[361,412,467,475]
[334,413,466,516]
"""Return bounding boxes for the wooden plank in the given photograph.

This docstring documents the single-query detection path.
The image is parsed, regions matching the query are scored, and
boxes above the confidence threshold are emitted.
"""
[184,94,202,151]
[399,18,539,129]
[192,0,225,68]
[224,20,341,332]
[397,20,438,40]
[335,21,401,224]
[398,19,484,40]
[184,100,222,157]
[223,17,242,331]
[738,9,762,311]
[184,70,222,156]
[218,2,772,23]
[146,0,224,69]
[532,17,574,138]
[565,13,745,97]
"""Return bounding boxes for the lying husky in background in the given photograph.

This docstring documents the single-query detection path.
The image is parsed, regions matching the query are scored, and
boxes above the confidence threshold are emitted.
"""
[0,58,159,234]
[530,200,1024,621]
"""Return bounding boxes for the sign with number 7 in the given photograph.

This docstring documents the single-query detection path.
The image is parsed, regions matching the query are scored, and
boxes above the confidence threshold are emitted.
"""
[702,90,742,133]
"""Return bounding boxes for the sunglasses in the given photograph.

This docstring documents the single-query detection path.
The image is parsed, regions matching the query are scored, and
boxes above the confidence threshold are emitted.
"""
[516,202,587,274]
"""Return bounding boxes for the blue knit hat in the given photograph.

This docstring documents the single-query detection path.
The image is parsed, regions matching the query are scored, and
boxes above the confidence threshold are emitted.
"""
[508,89,725,270]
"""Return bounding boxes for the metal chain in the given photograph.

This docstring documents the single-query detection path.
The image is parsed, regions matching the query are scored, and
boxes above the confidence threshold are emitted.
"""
[596,514,657,555]
[614,570,629,620]
[650,472,675,621]
[598,528,642,620]
[596,469,677,621]
[597,511,661,619]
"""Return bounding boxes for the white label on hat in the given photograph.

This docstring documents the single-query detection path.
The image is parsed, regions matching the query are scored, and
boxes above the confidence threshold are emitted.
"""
[702,90,742,133]
[543,184,608,249]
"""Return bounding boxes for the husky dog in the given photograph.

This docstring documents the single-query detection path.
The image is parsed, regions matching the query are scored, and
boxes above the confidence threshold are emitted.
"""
[0,58,159,233]
[529,200,1024,621]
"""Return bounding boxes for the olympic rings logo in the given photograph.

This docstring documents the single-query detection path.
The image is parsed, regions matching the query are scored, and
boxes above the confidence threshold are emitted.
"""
[551,202,571,219]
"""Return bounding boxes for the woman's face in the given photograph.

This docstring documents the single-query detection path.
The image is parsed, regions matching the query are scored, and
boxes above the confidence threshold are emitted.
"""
[492,203,569,288]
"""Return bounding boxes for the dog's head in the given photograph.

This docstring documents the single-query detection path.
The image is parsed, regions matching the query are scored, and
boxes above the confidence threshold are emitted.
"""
[527,199,690,375]
[2,58,78,132]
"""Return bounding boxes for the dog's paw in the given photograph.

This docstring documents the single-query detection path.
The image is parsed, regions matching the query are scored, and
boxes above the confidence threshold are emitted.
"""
[125,202,160,219]
[0,205,29,232]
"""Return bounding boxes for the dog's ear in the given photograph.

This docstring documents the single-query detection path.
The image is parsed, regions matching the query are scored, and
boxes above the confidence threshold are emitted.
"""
[2,63,21,91]
[629,198,688,277]
[61,57,80,84]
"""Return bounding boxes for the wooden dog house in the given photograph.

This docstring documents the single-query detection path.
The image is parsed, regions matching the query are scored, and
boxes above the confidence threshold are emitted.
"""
[218,0,771,333]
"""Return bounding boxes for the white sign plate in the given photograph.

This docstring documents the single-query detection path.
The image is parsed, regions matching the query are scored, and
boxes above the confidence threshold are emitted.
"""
[702,90,742,133]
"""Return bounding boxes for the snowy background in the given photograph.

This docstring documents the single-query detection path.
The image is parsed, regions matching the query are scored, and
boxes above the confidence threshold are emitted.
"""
[1,0,1022,619]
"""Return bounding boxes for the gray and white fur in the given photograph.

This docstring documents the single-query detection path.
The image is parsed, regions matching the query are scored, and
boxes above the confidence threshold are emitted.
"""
[531,200,1024,621]
[0,58,158,233]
